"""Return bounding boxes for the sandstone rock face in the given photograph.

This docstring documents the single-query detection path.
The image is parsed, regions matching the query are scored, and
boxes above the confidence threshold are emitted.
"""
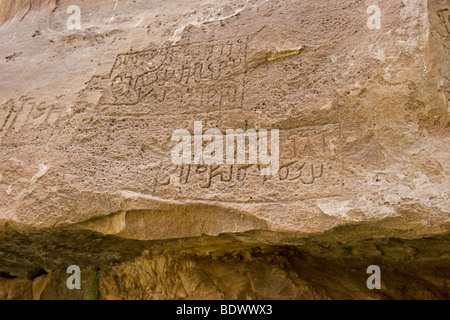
[0,0,448,299]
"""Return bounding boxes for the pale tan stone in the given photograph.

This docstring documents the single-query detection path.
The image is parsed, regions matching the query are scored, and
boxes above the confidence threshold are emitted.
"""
[0,0,448,299]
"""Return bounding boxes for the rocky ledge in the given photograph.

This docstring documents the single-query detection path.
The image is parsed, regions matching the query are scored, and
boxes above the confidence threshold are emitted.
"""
[0,0,448,299]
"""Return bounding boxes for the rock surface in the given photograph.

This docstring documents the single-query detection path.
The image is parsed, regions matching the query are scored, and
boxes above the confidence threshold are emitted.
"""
[0,0,448,299]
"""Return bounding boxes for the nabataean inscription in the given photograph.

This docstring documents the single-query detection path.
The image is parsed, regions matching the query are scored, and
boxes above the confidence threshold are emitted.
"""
[99,37,247,115]
[438,8,450,34]
[0,97,62,143]
[0,36,344,202]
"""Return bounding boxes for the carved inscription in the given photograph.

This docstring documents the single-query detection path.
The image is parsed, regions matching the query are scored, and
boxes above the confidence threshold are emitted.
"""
[438,9,450,34]
[0,98,62,143]
[169,162,324,190]
[99,38,248,114]
[142,125,340,195]
[0,36,343,202]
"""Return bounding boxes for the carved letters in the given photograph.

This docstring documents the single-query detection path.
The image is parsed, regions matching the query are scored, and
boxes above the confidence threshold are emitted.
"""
[99,38,247,113]
[149,162,325,194]
[438,9,450,34]
[0,98,61,143]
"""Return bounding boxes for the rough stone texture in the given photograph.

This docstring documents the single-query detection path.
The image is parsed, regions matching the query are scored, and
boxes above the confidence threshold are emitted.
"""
[0,0,449,299]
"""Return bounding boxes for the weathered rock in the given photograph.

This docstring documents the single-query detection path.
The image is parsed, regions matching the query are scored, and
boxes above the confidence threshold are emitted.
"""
[0,0,448,299]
